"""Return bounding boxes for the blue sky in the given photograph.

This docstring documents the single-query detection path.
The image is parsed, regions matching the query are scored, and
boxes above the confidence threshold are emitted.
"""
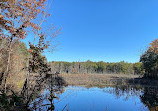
[27,0,158,63]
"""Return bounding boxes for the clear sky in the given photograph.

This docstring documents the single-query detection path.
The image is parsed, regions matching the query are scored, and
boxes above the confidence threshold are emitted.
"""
[28,0,158,63]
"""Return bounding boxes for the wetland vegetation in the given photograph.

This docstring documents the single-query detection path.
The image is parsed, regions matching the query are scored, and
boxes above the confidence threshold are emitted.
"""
[0,0,158,111]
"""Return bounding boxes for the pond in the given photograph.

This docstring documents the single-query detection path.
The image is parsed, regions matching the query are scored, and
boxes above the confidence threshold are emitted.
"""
[29,85,158,111]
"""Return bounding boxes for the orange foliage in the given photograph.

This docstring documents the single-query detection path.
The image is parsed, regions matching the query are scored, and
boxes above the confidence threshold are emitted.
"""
[28,49,32,53]
[148,39,158,54]
[0,0,48,39]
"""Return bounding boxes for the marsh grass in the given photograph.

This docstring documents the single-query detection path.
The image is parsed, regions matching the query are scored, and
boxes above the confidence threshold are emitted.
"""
[61,73,158,87]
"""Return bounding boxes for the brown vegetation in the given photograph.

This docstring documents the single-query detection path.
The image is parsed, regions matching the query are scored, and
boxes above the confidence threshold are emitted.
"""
[61,73,158,88]
[61,73,141,87]
[0,39,28,92]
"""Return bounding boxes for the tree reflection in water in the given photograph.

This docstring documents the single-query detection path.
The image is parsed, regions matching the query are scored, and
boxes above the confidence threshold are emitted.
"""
[103,85,158,111]
[29,83,158,111]
[28,74,66,111]
[140,86,158,111]
[0,73,66,111]
[1,73,158,111]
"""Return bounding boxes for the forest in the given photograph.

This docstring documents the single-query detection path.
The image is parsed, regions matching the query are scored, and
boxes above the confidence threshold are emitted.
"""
[0,0,158,110]
[49,38,158,78]
[50,61,144,75]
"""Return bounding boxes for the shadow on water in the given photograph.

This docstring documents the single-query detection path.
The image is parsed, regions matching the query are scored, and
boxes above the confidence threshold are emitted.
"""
[0,75,158,111]
[29,78,158,111]
[104,77,158,111]
[113,77,158,111]
[112,85,158,111]
[28,74,66,111]
[0,73,66,111]
[127,77,158,87]
[140,86,158,111]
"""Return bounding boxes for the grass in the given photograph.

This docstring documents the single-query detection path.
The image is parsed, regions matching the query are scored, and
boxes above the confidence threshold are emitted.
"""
[61,73,141,87]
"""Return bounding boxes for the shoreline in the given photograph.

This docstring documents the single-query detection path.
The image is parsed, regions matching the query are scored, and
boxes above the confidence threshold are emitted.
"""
[60,73,158,87]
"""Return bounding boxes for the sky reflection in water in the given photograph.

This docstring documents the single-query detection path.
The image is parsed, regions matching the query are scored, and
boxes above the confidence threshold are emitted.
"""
[35,86,150,111]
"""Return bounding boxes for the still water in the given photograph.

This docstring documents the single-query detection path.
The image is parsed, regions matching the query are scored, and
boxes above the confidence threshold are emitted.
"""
[30,85,158,111]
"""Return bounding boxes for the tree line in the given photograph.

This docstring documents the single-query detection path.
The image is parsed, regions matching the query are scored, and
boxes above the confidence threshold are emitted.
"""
[50,39,158,78]
[0,0,158,109]
[49,61,144,75]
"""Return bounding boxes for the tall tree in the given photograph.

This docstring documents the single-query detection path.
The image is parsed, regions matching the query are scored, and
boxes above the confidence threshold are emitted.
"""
[140,39,158,78]
[0,0,48,92]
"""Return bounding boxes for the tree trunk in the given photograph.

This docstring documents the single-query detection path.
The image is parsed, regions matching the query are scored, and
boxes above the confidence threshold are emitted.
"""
[3,36,13,93]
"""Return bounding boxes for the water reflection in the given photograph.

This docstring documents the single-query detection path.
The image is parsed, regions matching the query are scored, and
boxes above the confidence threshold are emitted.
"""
[0,73,66,111]
[30,85,158,111]
[140,86,158,111]
[1,73,158,111]
[28,74,66,111]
